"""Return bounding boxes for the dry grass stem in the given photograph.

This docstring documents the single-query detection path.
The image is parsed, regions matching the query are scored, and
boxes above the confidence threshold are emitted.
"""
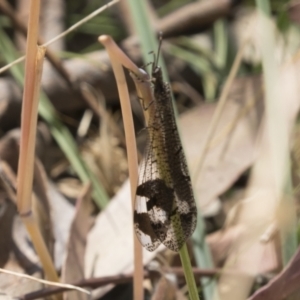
[16,0,59,287]
[99,34,144,300]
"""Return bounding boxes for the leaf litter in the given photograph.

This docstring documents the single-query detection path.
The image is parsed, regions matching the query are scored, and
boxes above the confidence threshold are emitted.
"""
[2,3,300,300]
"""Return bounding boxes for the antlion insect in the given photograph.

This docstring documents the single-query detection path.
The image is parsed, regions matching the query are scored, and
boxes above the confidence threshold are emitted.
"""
[131,39,197,252]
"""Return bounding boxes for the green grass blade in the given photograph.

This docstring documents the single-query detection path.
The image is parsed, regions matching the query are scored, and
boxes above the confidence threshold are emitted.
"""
[214,19,228,72]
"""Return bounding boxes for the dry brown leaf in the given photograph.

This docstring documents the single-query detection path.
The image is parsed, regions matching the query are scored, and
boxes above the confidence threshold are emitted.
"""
[288,1,300,25]
[32,159,55,259]
[182,76,262,216]
[62,184,93,300]
[47,181,75,270]
[248,246,300,300]
[207,225,245,267]
[151,276,185,300]
[12,216,41,272]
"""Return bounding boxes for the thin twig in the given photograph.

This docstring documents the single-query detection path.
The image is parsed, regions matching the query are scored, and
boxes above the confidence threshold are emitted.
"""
[0,268,90,296]
[20,268,248,300]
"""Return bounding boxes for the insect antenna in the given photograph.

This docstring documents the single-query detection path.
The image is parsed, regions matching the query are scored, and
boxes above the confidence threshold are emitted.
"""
[148,32,163,74]
[155,32,163,69]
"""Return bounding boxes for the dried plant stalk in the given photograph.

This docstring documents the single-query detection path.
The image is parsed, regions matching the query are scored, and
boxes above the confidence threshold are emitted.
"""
[99,35,144,300]
[16,0,59,290]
